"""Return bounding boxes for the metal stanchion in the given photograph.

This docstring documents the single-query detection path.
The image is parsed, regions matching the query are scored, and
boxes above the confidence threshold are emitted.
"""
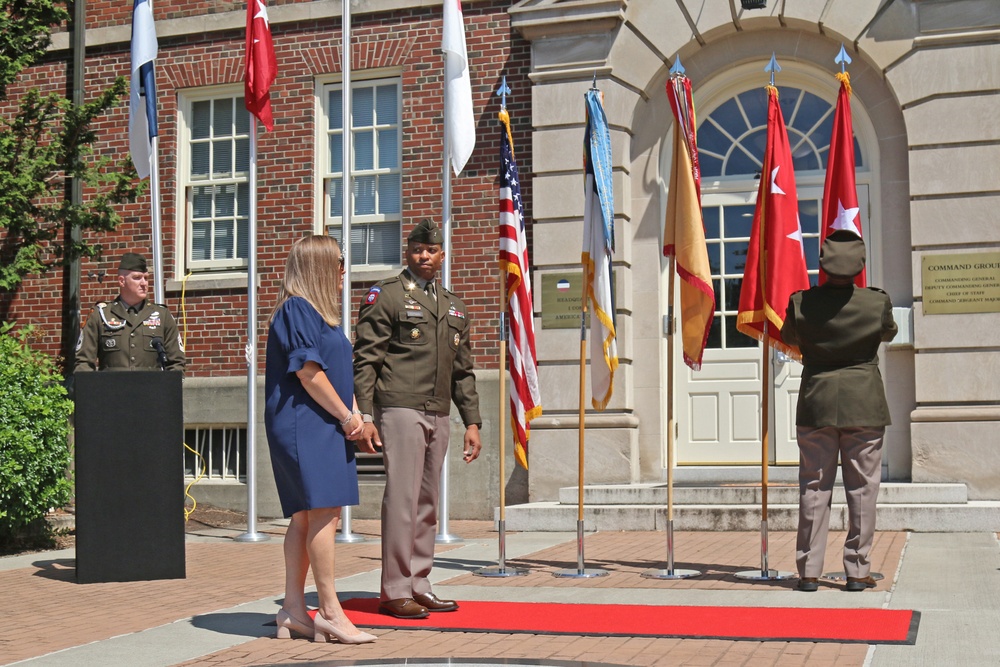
[553,519,608,578]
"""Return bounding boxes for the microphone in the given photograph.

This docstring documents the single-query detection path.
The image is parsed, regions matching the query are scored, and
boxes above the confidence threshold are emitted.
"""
[150,336,168,370]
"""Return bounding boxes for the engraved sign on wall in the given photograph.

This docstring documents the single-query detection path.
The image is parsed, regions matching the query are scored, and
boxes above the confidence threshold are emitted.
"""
[541,271,588,329]
[921,251,1000,314]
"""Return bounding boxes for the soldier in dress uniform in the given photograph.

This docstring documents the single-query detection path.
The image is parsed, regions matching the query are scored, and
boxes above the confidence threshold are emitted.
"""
[74,252,186,373]
[781,230,897,592]
[353,219,482,619]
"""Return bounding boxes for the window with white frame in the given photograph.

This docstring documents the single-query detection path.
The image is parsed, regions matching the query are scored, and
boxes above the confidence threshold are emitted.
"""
[181,93,251,272]
[323,78,402,266]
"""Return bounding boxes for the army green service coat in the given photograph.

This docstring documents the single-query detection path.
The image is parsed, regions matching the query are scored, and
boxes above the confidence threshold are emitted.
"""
[781,283,897,427]
[74,298,186,373]
[353,270,481,428]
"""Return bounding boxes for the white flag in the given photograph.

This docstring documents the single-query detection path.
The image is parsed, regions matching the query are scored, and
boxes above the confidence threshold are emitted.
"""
[129,0,158,179]
[442,0,475,175]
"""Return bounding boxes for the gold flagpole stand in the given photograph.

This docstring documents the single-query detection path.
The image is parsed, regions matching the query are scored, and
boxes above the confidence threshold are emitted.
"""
[643,261,700,579]
[475,268,528,577]
[736,321,793,581]
[554,276,607,578]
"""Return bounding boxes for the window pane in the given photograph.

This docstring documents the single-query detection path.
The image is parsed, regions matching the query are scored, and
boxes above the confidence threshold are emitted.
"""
[213,140,233,178]
[214,99,233,136]
[368,222,401,264]
[379,173,401,214]
[354,87,374,126]
[723,206,754,239]
[726,312,757,348]
[215,184,236,217]
[354,130,374,170]
[191,143,210,180]
[354,175,376,215]
[350,225,366,264]
[235,137,249,174]
[706,315,722,349]
[328,178,342,217]
[723,240,748,275]
[215,222,235,259]
[237,182,250,217]
[192,101,211,139]
[235,104,250,134]
[191,221,210,261]
[193,186,213,218]
[237,217,249,260]
[329,134,343,174]
[697,121,730,162]
[706,243,720,275]
[328,90,343,130]
[703,206,720,239]
[710,98,746,143]
[378,128,399,168]
[376,85,398,124]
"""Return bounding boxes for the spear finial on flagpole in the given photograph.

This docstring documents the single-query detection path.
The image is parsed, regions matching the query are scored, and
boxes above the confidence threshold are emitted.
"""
[496,75,511,110]
[669,55,685,78]
[835,43,852,74]
[766,52,781,86]
[591,70,598,90]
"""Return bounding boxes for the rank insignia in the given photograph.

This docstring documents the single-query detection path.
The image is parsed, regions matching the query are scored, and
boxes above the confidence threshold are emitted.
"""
[410,328,421,340]
[365,286,382,304]
[453,333,460,347]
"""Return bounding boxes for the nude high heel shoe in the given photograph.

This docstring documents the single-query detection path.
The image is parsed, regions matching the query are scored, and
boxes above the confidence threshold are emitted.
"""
[276,609,314,639]
[313,611,377,644]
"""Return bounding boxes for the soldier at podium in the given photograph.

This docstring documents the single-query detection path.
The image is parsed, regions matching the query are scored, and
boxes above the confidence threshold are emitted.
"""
[75,252,186,373]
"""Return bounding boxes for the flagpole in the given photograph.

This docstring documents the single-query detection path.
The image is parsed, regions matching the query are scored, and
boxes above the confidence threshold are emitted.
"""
[235,116,267,543]
[555,81,609,579]
[735,55,795,581]
[436,33,461,546]
[336,0,364,544]
[149,137,164,303]
[644,59,701,580]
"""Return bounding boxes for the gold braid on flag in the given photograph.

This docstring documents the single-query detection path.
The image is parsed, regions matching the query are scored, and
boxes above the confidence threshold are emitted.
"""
[835,71,852,96]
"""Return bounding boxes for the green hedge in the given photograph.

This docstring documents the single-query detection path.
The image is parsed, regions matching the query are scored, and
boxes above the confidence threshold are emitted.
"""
[0,323,73,546]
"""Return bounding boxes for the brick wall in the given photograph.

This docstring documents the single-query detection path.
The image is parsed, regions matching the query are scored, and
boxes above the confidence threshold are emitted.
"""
[4,0,533,377]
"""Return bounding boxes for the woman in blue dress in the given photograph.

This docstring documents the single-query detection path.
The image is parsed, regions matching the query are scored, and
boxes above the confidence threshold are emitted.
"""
[265,235,377,644]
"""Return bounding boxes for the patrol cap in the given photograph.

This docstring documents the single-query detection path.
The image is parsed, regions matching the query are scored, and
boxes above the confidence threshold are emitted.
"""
[407,219,444,245]
[819,230,866,278]
[118,252,148,273]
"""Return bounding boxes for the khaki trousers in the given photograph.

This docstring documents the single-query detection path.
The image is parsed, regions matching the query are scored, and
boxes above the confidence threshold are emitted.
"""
[377,406,450,601]
[796,426,884,579]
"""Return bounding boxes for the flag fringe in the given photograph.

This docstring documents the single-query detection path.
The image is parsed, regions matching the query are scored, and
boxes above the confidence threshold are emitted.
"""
[835,71,852,97]
[736,309,802,361]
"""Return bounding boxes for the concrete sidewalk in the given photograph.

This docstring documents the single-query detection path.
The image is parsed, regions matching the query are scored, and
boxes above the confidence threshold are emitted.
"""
[2,520,998,666]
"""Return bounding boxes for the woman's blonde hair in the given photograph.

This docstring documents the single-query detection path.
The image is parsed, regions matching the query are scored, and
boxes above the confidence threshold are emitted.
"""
[271,235,343,327]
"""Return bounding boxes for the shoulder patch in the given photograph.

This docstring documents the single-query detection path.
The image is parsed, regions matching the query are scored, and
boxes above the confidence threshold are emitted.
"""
[365,285,382,305]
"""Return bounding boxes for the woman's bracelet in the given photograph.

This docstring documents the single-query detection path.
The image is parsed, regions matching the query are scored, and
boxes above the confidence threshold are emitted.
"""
[340,409,360,427]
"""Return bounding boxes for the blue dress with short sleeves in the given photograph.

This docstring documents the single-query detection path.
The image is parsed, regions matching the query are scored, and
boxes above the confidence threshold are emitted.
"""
[264,296,359,516]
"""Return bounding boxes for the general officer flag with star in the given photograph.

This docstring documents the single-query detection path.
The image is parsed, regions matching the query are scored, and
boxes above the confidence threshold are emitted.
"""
[736,85,810,359]
[820,71,866,287]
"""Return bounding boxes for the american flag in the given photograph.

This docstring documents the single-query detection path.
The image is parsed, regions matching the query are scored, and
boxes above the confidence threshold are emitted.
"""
[499,108,541,469]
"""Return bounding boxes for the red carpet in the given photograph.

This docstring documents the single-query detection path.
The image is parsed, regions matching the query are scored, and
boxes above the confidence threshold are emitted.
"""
[341,598,919,644]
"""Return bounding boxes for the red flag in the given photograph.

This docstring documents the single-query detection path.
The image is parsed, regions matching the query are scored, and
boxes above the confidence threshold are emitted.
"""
[499,108,541,468]
[820,72,866,286]
[245,0,277,131]
[664,74,715,370]
[737,86,810,358]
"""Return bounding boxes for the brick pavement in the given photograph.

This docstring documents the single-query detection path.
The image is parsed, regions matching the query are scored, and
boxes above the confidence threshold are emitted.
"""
[1,521,903,666]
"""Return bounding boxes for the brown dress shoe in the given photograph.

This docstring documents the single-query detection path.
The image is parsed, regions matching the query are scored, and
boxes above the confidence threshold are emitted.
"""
[845,575,877,591]
[413,592,459,612]
[378,598,430,619]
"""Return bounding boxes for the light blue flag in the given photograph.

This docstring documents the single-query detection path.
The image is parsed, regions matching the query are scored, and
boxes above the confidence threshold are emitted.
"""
[581,89,617,410]
[130,0,158,179]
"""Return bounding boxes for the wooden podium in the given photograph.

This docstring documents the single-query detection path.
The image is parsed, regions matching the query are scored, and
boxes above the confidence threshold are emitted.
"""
[74,371,186,583]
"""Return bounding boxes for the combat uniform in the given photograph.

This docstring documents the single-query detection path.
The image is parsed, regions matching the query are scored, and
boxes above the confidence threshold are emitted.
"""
[75,298,186,373]
[781,230,897,585]
[354,268,481,603]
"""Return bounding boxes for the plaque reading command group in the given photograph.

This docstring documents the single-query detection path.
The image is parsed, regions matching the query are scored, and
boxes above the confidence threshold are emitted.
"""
[921,251,1000,315]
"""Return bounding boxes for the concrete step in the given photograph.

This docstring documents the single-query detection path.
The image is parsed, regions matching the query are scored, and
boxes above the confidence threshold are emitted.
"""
[502,500,1000,532]
[557,482,970,506]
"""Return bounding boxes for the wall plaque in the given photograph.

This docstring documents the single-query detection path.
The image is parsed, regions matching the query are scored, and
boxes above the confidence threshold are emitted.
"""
[921,251,1000,314]
[541,271,588,329]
